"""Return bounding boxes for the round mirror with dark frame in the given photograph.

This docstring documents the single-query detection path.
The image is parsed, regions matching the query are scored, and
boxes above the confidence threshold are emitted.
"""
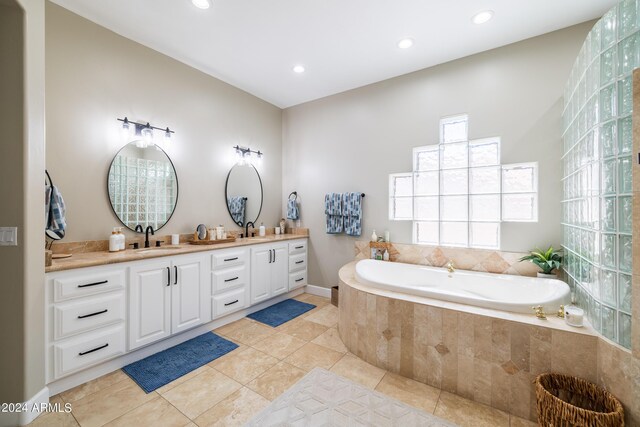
[107,141,179,232]
[225,164,263,227]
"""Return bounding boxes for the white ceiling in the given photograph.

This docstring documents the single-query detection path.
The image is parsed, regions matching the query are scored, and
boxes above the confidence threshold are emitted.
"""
[50,0,615,108]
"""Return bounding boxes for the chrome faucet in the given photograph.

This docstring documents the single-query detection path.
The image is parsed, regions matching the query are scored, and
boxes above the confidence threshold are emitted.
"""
[144,225,154,248]
[446,261,455,273]
[245,221,255,238]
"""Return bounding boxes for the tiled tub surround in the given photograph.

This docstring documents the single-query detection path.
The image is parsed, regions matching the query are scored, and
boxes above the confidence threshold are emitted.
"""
[354,241,540,276]
[338,261,640,424]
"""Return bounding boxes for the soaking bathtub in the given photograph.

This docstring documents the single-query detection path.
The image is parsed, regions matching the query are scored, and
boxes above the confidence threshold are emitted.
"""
[354,259,570,314]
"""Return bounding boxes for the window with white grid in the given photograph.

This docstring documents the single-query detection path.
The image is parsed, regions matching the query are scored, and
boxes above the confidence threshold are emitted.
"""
[389,114,538,249]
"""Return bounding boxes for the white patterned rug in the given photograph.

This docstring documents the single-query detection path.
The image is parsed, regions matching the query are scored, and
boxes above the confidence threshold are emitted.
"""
[245,368,458,426]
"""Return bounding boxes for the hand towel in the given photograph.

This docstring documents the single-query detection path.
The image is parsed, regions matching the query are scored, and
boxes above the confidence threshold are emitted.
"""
[342,192,362,237]
[324,193,343,234]
[227,196,246,225]
[46,185,66,240]
[287,199,299,220]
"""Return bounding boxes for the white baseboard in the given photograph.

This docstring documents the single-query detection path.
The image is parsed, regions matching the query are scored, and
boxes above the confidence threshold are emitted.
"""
[6,386,50,426]
[304,284,332,298]
[47,288,304,396]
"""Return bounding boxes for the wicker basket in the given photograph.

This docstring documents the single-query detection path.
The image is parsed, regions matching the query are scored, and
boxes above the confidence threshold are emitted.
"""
[535,373,624,426]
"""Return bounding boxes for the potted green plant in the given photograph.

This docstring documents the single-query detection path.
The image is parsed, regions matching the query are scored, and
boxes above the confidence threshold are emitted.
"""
[519,247,563,278]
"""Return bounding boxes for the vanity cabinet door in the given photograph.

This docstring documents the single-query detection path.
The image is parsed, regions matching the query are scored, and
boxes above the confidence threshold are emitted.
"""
[251,247,272,304]
[270,245,289,296]
[171,254,207,334]
[129,260,172,350]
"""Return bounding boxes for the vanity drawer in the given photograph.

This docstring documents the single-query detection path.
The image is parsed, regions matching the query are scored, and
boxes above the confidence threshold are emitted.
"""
[53,325,126,379]
[211,249,248,270]
[53,292,125,341]
[289,253,307,273]
[288,241,307,255]
[289,270,307,291]
[53,269,125,302]
[212,265,247,294]
[212,288,246,318]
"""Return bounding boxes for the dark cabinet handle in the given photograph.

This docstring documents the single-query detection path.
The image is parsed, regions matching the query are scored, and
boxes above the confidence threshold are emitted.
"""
[224,300,239,306]
[224,277,239,282]
[295,246,304,249]
[77,309,108,319]
[78,280,108,288]
[78,343,109,356]
[224,257,238,262]
[174,266,178,285]
[295,278,304,282]
[295,260,304,264]
[273,249,276,263]
[166,267,171,286]
[268,250,272,264]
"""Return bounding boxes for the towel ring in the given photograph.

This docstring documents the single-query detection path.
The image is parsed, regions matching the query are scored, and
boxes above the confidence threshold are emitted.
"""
[288,191,298,201]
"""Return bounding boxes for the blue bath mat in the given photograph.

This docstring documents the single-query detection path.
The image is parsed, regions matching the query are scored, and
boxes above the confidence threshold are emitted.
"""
[122,332,238,393]
[248,299,316,327]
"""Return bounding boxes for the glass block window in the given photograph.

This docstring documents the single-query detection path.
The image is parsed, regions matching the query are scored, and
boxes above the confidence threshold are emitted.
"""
[390,114,539,249]
[561,0,637,349]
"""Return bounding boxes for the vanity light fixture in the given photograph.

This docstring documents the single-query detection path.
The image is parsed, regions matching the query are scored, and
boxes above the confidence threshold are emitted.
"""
[117,117,175,148]
[472,10,493,24]
[191,0,210,10]
[397,38,414,49]
[234,145,264,166]
[293,65,305,74]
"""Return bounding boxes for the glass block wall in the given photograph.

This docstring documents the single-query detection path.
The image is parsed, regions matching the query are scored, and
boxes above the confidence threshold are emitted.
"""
[562,0,638,348]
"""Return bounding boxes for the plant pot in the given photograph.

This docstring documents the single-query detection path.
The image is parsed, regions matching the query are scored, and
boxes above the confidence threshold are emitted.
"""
[537,272,557,279]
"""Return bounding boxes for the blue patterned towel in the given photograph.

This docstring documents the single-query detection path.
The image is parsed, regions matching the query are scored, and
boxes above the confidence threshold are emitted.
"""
[287,199,299,220]
[46,185,66,240]
[227,196,246,225]
[342,192,362,237]
[325,193,343,234]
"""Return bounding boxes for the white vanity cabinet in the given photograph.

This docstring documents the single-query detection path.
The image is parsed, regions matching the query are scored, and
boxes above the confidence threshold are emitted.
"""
[45,236,308,387]
[288,240,308,291]
[46,264,128,381]
[250,243,289,304]
[129,253,208,350]
[211,247,250,319]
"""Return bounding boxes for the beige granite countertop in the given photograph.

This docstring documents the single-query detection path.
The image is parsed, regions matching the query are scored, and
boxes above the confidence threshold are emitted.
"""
[46,234,308,273]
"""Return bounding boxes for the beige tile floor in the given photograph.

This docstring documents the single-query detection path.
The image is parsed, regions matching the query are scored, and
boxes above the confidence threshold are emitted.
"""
[30,293,537,427]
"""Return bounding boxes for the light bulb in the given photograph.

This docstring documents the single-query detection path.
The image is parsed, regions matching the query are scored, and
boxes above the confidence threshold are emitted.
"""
[293,65,305,73]
[120,118,132,140]
[141,123,153,144]
[254,151,263,166]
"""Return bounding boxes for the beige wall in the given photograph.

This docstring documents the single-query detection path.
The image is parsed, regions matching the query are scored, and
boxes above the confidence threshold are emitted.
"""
[0,0,26,411]
[282,22,594,287]
[45,2,283,242]
[0,1,46,425]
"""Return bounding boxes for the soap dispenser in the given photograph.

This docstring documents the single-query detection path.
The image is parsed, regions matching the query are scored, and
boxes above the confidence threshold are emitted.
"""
[109,228,119,252]
[259,222,266,237]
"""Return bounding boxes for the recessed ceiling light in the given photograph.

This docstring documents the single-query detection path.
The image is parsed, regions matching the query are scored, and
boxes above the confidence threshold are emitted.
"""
[397,38,414,49]
[293,65,305,73]
[192,0,210,10]
[472,10,493,24]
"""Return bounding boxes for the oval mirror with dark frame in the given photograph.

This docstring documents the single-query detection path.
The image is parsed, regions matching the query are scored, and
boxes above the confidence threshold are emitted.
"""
[107,141,179,232]
[225,164,263,227]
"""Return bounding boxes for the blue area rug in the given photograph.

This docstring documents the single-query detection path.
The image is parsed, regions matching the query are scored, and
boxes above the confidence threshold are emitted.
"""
[248,299,316,327]
[123,332,238,393]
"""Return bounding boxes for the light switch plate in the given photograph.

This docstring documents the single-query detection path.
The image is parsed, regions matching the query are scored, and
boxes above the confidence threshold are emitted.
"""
[0,227,18,246]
